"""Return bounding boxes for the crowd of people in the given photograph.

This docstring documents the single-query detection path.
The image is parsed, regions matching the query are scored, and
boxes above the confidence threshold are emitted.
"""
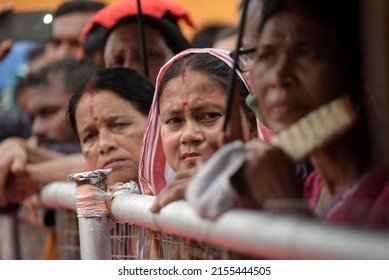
[0,0,389,260]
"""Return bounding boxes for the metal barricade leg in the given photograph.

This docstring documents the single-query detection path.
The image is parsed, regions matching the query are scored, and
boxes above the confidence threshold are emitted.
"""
[0,214,19,260]
[78,216,111,260]
[69,169,112,260]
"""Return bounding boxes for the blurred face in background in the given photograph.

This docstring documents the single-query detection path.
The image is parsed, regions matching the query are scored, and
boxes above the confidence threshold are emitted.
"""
[103,23,174,84]
[45,12,95,64]
[25,73,75,146]
[249,10,348,133]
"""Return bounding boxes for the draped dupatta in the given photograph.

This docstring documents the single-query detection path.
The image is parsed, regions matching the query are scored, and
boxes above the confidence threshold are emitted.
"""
[138,48,272,195]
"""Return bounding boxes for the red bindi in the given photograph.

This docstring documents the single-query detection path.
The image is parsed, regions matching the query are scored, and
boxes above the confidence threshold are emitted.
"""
[92,116,98,122]
[183,102,188,106]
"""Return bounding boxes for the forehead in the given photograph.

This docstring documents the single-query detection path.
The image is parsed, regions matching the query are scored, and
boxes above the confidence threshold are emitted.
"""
[25,76,69,109]
[78,89,126,107]
[259,11,335,46]
[159,70,226,106]
[75,90,144,126]
[52,12,95,39]
[106,24,166,47]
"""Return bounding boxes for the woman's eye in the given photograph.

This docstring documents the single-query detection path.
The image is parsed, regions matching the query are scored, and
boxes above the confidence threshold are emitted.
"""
[108,56,125,67]
[253,48,276,67]
[166,118,182,125]
[296,44,319,59]
[147,49,163,59]
[113,122,129,128]
[201,112,222,121]
[82,132,96,144]
[258,51,275,63]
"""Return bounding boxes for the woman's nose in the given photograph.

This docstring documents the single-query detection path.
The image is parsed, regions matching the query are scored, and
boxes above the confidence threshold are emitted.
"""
[269,55,295,89]
[180,122,204,146]
[124,52,143,72]
[98,130,118,154]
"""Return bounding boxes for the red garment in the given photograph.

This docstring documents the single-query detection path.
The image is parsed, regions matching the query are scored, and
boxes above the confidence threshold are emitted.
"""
[77,0,195,59]
[304,167,389,229]
[82,0,194,34]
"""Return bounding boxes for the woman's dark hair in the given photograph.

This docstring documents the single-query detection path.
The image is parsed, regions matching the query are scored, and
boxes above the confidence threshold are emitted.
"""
[158,53,252,115]
[67,67,154,138]
[102,14,190,58]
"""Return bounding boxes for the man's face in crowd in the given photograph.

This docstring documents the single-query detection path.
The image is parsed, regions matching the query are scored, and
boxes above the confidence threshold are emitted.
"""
[25,73,75,147]
[45,12,95,64]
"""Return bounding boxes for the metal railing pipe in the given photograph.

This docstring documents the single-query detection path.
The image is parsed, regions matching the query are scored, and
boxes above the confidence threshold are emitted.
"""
[38,182,389,260]
[111,192,389,260]
[39,181,76,210]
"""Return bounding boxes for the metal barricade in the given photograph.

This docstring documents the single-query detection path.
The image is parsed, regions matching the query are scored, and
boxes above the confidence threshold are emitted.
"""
[36,181,389,260]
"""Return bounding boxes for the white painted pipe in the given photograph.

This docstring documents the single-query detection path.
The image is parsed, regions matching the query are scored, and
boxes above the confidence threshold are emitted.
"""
[67,169,113,260]
[78,216,111,260]
[39,182,389,259]
[111,192,389,260]
[39,181,76,211]
[0,215,19,259]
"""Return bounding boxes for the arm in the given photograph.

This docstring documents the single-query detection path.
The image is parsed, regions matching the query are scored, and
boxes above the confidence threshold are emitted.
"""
[0,39,12,60]
[25,153,86,184]
[1,154,86,205]
[236,141,303,207]
[26,144,65,163]
[150,168,196,213]
[0,137,65,197]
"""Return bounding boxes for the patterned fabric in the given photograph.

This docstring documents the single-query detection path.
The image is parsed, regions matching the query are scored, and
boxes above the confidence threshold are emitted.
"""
[304,166,389,229]
[77,0,194,58]
[138,48,272,195]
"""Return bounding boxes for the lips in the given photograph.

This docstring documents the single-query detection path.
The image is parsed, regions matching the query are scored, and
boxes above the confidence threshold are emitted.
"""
[269,101,300,118]
[181,152,201,163]
[265,88,300,114]
[102,158,132,169]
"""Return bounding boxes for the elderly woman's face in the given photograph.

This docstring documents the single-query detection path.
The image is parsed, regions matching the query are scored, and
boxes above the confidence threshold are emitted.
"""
[104,24,174,85]
[159,70,227,172]
[250,11,348,133]
[75,90,147,185]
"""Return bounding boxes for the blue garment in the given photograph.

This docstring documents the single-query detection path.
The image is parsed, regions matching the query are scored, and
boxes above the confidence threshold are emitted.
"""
[0,41,36,140]
[0,41,35,91]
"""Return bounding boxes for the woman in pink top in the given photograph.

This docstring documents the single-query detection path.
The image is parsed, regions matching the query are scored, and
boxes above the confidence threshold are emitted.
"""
[238,0,389,229]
